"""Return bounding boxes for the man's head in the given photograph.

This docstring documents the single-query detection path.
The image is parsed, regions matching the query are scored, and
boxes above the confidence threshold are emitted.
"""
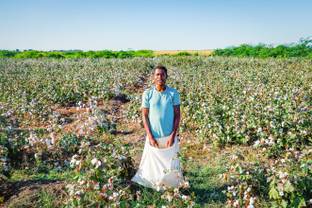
[153,65,168,86]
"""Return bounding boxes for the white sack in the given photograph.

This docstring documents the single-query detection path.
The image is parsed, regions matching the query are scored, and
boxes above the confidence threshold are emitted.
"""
[131,135,184,191]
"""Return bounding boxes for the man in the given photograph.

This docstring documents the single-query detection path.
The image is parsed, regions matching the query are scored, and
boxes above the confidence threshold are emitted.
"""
[131,65,183,190]
[141,65,181,148]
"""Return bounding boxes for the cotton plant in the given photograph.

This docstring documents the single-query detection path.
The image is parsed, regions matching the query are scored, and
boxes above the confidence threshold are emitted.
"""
[65,135,196,207]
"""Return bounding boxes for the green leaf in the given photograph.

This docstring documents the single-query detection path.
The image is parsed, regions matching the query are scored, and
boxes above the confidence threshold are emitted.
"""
[269,186,280,200]
[281,199,288,208]
[290,195,307,208]
[284,181,294,193]
[298,197,306,207]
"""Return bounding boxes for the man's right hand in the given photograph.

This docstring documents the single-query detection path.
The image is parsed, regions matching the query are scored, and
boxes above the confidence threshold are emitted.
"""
[142,108,159,148]
[148,135,159,148]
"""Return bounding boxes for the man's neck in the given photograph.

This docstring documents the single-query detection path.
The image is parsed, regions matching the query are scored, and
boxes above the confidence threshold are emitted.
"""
[155,84,166,92]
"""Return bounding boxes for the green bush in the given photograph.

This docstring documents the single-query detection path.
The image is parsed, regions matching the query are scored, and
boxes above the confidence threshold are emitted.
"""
[0,49,156,59]
[213,37,312,58]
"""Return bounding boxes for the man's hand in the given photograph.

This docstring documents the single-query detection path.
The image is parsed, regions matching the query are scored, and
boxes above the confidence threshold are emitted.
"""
[165,105,180,148]
[166,133,175,148]
[149,138,159,148]
[142,108,158,148]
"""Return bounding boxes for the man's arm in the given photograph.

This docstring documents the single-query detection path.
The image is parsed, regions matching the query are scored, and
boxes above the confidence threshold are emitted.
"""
[172,105,181,138]
[166,105,181,147]
[142,108,158,147]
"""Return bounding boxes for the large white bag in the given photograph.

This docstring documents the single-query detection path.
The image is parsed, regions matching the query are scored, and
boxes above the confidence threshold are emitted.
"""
[131,135,184,191]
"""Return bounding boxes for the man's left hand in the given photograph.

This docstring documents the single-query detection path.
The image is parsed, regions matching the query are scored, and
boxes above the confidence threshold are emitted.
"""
[166,133,175,148]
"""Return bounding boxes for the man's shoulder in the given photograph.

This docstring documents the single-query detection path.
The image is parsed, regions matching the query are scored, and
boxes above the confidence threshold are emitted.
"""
[143,87,153,96]
[167,85,179,94]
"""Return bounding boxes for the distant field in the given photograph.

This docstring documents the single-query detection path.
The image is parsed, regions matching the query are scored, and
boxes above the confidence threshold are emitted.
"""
[154,49,213,56]
[1,39,311,59]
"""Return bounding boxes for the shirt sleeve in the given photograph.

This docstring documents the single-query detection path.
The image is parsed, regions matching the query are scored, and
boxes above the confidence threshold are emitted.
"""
[141,90,150,108]
[173,90,180,106]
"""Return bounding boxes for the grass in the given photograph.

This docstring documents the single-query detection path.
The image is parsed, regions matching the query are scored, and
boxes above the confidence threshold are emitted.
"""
[184,159,227,207]
[9,168,77,182]
[4,169,70,208]
[37,190,57,208]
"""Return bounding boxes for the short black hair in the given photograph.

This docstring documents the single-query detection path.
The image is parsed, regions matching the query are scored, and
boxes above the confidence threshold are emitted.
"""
[153,65,168,77]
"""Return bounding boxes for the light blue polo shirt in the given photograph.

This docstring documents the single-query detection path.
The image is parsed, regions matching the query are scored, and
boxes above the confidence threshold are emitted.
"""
[141,84,180,139]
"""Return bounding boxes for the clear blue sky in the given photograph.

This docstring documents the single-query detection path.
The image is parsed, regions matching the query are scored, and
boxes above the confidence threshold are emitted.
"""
[1,0,311,50]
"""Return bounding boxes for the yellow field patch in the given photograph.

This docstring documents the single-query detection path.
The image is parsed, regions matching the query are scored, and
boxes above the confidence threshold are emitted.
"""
[154,49,213,56]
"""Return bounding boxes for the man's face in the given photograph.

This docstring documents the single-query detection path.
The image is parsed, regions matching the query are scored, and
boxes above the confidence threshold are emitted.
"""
[154,69,167,85]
